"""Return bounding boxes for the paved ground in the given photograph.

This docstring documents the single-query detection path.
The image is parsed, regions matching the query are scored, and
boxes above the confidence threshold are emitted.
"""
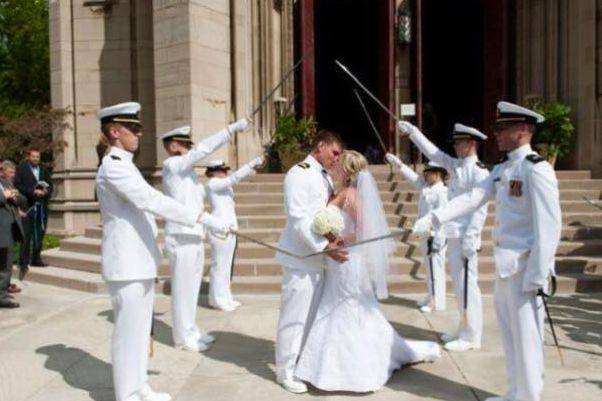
[0,282,600,401]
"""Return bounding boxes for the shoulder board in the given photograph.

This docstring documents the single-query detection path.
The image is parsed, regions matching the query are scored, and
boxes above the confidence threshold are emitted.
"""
[110,155,121,161]
[296,162,310,169]
[495,155,508,165]
[476,161,487,169]
[526,154,544,164]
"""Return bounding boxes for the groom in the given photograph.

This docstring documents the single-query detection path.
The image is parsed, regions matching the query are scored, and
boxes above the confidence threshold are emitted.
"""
[275,130,348,393]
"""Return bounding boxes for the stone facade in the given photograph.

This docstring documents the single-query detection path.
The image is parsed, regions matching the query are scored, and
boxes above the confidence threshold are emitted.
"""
[49,0,602,236]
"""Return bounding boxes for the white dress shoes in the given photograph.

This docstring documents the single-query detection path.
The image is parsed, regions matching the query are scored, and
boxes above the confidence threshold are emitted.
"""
[439,332,458,343]
[199,332,215,344]
[443,339,481,352]
[277,377,308,394]
[138,384,172,401]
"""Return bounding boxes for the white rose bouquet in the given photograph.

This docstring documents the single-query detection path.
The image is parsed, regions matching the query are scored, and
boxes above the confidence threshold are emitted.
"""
[311,205,344,237]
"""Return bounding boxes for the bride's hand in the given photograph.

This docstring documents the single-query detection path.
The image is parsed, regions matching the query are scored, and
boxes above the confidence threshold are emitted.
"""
[325,241,349,263]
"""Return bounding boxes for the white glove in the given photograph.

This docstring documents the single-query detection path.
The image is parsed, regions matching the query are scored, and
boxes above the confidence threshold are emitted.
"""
[198,212,230,236]
[249,155,265,169]
[412,214,433,238]
[397,121,421,137]
[228,118,249,133]
[462,238,478,259]
[385,153,403,168]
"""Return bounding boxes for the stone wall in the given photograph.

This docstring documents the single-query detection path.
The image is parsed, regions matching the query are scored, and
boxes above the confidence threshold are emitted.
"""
[515,0,601,177]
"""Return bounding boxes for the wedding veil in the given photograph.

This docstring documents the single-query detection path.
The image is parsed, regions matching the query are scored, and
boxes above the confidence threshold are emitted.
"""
[356,170,395,300]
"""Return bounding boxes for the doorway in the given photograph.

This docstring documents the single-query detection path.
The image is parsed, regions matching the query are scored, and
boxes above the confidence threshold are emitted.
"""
[421,0,485,156]
[296,0,394,159]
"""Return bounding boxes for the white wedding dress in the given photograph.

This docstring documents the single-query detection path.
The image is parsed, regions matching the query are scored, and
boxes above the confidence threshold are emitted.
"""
[294,204,441,392]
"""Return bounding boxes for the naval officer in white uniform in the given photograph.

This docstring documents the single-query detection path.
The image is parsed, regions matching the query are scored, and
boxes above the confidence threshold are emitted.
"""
[397,121,490,352]
[386,156,449,312]
[413,101,561,401]
[274,130,348,394]
[160,120,249,352]
[96,102,230,401]
[205,156,264,311]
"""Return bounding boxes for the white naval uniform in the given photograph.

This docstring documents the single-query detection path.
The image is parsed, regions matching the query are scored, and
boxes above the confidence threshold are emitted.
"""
[432,144,561,401]
[275,155,333,381]
[96,147,198,401]
[397,164,448,310]
[408,129,489,344]
[206,161,258,307]
[161,128,231,347]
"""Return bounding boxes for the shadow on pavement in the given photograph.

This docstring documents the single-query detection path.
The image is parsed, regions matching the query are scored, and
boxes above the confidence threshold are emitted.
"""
[98,309,174,348]
[36,344,113,401]
[203,331,276,383]
[204,331,497,401]
[549,293,602,351]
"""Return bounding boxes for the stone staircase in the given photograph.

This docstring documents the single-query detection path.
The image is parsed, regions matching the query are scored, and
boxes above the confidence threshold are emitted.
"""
[23,166,602,294]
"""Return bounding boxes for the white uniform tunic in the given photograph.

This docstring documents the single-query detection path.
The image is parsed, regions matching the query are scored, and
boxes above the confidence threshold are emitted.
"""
[432,144,561,401]
[161,128,231,347]
[408,129,489,344]
[96,146,198,401]
[397,164,448,310]
[206,161,257,307]
[275,155,334,381]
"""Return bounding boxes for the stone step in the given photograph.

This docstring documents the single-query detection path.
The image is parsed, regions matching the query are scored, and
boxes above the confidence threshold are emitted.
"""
[83,224,602,242]
[59,236,602,259]
[16,264,602,295]
[232,213,602,229]
[233,189,602,203]
[233,179,602,193]
[229,200,599,215]
[246,170,593,182]
[41,247,602,278]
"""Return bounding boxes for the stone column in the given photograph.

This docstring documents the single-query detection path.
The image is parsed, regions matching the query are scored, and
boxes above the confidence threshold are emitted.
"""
[49,0,157,235]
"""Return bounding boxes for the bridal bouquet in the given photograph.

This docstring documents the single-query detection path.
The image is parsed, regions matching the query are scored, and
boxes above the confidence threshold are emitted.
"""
[311,205,344,236]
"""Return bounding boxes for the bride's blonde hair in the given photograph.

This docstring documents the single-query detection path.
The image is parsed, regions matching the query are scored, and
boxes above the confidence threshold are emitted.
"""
[341,150,368,186]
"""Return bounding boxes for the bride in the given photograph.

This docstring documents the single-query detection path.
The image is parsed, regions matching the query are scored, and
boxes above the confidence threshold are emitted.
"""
[294,150,441,392]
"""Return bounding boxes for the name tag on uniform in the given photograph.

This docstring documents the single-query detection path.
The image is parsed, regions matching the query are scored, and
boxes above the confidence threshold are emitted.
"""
[509,180,523,197]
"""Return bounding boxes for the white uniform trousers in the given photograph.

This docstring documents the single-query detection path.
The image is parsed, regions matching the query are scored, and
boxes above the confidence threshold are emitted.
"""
[108,279,154,401]
[208,234,236,306]
[275,267,324,381]
[166,234,204,346]
[447,238,483,344]
[423,243,447,310]
[494,267,545,401]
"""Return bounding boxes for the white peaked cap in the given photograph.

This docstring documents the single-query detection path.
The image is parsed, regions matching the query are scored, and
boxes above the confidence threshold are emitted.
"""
[160,125,192,141]
[453,123,487,140]
[496,101,545,124]
[97,102,141,124]
[206,160,226,168]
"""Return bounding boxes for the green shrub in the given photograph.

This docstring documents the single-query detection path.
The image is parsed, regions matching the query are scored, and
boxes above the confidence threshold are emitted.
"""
[269,113,317,171]
[532,101,575,164]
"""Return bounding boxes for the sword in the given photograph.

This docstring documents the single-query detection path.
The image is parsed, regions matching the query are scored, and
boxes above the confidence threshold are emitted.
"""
[249,49,315,119]
[582,196,602,211]
[335,60,398,122]
[232,229,406,259]
[538,276,565,366]
[353,89,389,154]
[303,230,406,258]
[427,237,435,306]
[463,258,469,327]
[232,231,305,259]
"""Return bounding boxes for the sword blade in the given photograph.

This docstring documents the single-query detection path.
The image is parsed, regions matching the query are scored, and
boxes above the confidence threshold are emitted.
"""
[353,89,388,153]
[233,231,305,259]
[541,294,565,366]
[582,196,602,210]
[335,59,398,122]
[249,50,314,119]
[303,230,407,258]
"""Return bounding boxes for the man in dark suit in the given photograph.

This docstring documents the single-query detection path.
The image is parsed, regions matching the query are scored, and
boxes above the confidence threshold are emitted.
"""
[0,160,25,308]
[14,148,53,269]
